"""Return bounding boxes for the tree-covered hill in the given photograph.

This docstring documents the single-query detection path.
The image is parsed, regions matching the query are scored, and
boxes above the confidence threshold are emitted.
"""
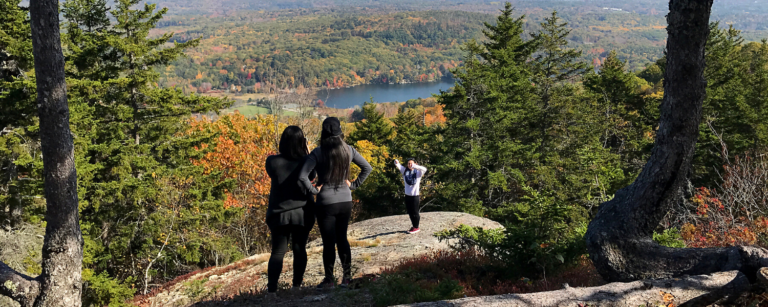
[154,1,768,93]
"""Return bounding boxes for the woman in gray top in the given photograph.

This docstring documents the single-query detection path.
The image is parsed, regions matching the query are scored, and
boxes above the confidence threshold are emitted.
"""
[265,126,315,294]
[298,117,372,289]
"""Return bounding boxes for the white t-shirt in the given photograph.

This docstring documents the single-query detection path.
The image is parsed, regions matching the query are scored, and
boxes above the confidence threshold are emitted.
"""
[395,162,427,196]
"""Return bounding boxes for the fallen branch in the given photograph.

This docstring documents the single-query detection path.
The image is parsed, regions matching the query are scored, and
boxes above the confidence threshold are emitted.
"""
[396,271,750,307]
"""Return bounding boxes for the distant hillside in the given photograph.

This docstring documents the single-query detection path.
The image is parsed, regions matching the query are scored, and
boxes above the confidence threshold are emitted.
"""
[147,0,768,30]
[149,0,768,94]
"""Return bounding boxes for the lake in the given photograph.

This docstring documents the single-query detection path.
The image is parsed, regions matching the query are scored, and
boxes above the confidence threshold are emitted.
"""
[317,79,455,109]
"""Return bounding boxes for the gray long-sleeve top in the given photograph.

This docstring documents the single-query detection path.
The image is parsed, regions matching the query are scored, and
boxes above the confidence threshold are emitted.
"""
[298,144,372,205]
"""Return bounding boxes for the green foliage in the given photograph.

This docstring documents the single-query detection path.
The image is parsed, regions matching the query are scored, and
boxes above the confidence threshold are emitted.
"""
[183,278,210,299]
[82,270,136,307]
[0,0,32,71]
[653,228,686,248]
[369,274,463,307]
[584,50,657,177]
[22,250,41,275]
[437,186,588,278]
[693,24,768,186]
[435,3,539,214]
[348,98,395,144]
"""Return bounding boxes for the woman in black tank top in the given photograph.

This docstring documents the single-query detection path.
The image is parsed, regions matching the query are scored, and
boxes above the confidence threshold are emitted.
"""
[265,126,315,295]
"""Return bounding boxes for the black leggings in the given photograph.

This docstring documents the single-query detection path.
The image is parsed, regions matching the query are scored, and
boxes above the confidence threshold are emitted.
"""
[316,202,353,279]
[267,222,312,292]
[405,195,420,228]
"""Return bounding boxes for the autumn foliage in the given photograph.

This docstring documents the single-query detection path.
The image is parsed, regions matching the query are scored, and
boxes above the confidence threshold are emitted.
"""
[188,113,279,209]
[677,154,768,249]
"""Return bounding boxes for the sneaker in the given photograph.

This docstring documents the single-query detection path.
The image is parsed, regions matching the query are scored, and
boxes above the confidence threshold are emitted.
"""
[316,277,336,290]
[339,277,352,288]
[407,227,421,234]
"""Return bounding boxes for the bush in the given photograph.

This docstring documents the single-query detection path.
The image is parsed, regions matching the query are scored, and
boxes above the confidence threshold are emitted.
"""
[82,270,136,307]
[669,154,768,248]
[653,228,686,248]
[367,249,604,306]
[436,186,588,279]
[369,274,463,306]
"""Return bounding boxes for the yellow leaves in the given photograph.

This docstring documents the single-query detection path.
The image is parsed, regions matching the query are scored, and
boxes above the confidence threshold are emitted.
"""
[680,223,696,241]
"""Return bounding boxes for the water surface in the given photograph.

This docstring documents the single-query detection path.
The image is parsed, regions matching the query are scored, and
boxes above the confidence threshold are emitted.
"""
[318,79,455,109]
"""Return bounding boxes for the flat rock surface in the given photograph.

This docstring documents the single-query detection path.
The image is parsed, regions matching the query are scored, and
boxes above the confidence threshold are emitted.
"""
[133,212,502,307]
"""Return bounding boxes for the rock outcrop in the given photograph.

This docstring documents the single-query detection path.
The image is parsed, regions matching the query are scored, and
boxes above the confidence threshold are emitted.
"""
[395,270,750,307]
[132,212,502,307]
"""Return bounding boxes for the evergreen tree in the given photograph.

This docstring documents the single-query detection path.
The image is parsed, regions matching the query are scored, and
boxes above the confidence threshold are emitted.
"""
[530,10,588,111]
[436,3,539,215]
[62,0,117,81]
[348,97,394,144]
[390,108,430,160]
[0,0,41,230]
[527,10,605,200]
[0,0,34,127]
[59,0,233,302]
[584,50,655,175]
[691,24,768,185]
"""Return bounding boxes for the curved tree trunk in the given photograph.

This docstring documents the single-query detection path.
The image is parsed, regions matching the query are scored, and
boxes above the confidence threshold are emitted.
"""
[585,0,768,283]
[0,0,83,305]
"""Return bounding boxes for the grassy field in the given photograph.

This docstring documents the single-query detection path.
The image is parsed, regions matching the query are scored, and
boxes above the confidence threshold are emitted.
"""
[222,105,298,117]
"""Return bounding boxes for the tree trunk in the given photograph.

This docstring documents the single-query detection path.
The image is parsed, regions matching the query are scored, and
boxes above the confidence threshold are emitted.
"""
[585,0,768,284]
[0,0,84,305]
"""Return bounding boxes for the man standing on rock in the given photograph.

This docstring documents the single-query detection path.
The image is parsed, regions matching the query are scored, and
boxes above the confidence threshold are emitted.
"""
[395,158,427,234]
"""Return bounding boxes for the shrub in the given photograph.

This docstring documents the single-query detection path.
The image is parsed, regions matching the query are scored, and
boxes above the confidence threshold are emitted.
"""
[370,274,463,306]
[368,249,604,306]
[653,228,686,248]
[82,270,136,307]
[436,186,588,279]
[669,154,768,248]
[183,278,210,299]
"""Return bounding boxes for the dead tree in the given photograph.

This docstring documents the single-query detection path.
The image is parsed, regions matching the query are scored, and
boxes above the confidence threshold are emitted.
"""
[585,0,768,283]
[0,0,83,305]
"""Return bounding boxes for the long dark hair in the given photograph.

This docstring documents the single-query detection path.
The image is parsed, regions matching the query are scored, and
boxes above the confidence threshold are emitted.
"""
[320,134,350,186]
[279,126,309,160]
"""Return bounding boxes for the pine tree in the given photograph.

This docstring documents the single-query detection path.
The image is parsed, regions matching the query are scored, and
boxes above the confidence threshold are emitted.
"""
[59,0,233,302]
[390,108,429,160]
[0,0,34,127]
[62,0,116,81]
[691,23,768,185]
[436,2,539,214]
[584,50,654,175]
[348,97,394,145]
[0,0,40,230]
[530,10,588,105]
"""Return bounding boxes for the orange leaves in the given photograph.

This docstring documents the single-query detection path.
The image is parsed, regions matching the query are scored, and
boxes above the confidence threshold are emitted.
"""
[188,113,281,209]
[660,291,675,307]
[424,103,446,126]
